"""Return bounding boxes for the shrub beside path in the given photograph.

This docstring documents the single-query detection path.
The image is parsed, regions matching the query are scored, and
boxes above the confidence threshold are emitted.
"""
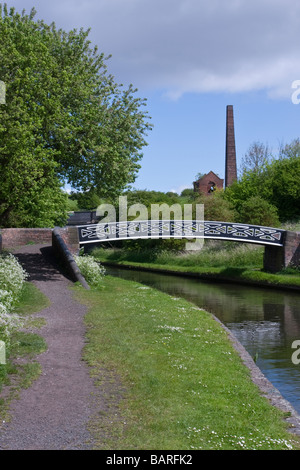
[0,243,102,450]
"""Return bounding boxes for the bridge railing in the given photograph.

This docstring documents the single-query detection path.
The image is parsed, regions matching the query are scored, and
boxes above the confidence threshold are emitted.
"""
[77,220,286,247]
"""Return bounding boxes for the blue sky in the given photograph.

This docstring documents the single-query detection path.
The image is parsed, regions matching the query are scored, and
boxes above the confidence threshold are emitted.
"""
[4,0,300,193]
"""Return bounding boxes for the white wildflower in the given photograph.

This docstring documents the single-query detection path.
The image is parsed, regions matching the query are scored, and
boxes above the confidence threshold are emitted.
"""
[0,252,28,343]
[74,255,105,286]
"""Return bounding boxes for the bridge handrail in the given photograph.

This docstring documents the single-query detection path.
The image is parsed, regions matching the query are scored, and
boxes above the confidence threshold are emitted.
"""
[77,220,286,247]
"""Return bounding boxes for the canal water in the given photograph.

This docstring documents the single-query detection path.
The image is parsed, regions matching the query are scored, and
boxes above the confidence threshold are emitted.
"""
[106,266,300,414]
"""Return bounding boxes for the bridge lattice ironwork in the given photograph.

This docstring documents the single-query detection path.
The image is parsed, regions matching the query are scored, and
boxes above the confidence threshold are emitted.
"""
[77,220,286,246]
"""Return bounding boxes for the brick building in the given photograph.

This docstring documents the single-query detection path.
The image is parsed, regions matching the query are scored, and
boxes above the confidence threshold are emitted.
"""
[193,171,224,195]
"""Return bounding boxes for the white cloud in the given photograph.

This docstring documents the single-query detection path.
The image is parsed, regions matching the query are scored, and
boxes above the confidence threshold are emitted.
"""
[6,0,300,99]
[169,185,193,195]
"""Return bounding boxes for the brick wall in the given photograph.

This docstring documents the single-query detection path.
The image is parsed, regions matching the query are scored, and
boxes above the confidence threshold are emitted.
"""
[264,231,300,272]
[284,231,300,267]
[0,227,79,254]
[53,226,79,255]
[1,228,52,249]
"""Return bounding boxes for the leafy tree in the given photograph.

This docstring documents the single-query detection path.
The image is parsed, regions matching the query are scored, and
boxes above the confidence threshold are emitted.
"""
[5,184,68,229]
[69,189,102,211]
[268,140,300,220]
[224,170,269,215]
[66,196,79,212]
[0,4,151,227]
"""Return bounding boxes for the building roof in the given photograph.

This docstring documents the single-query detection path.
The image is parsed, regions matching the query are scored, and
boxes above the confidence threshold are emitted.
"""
[193,171,223,184]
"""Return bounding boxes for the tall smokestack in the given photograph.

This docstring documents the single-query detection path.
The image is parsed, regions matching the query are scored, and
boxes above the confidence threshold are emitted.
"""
[225,105,237,187]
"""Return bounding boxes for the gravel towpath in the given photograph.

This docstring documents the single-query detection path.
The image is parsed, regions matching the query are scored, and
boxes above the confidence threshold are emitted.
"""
[0,244,101,450]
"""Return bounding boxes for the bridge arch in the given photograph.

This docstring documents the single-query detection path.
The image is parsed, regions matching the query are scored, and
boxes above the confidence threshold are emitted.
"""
[77,220,285,247]
[55,221,300,273]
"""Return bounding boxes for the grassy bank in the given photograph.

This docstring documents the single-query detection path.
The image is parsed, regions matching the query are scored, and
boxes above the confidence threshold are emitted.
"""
[74,276,300,450]
[90,241,300,289]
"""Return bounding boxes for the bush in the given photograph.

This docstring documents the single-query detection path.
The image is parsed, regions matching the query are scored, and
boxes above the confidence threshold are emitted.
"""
[74,255,106,287]
[237,196,280,227]
[0,253,27,347]
[196,190,236,222]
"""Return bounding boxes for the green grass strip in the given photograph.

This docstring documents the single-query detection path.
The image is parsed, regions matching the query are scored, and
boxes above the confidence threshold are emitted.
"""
[75,276,300,450]
[92,246,300,289]
[14,281,51,316]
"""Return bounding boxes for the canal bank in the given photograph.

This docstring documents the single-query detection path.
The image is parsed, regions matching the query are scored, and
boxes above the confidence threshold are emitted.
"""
[98,260,300,293]
[103,265,300,430]
[75,274,300,449]
[85,252,300,431]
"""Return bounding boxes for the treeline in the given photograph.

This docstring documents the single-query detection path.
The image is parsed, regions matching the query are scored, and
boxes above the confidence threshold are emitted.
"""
[70,137,300,230]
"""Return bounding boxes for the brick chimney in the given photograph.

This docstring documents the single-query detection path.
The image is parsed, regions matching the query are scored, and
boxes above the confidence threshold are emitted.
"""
[225,105,237,187]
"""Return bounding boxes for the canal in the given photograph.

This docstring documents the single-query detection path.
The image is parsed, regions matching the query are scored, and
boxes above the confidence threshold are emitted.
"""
[106,266,300,414]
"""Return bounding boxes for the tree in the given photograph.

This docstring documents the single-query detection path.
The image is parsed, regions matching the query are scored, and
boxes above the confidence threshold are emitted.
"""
[226,139,300,222]
[69,189,102,211]
[123,189,180,210]
[239,141,271,176]
[194,172,205,181]
[180,188,198,201]
[0,4,151,227]
[268,140,300,221]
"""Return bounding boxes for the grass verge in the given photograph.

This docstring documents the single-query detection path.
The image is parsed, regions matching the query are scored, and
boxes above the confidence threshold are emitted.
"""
[0,282,49,420]
[74,276,300,450]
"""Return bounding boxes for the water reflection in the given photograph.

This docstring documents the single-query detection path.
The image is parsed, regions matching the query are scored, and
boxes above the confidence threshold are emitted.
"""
[106,267,300,413]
